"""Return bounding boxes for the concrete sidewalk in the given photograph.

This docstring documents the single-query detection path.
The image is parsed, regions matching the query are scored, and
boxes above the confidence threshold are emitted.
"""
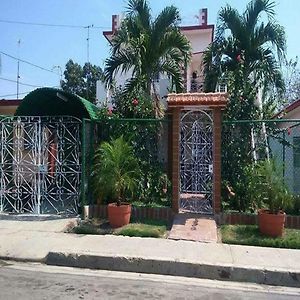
[0,219,300,288]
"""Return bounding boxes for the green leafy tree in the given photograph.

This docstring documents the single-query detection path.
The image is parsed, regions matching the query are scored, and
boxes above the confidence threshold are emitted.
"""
[104,0,191,111]
[204,0,286,118]
[204,0,287,212]
[61,59,104,103]
[283,57,300,104]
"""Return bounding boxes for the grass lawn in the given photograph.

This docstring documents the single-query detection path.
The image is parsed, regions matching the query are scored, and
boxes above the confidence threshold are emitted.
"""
[72,219,168,238]
[221,225,300,249]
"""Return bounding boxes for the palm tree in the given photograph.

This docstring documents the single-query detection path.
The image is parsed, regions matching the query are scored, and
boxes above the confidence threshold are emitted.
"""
[104,0,191,110]
[203,0,286,103]
[205,0,287,212]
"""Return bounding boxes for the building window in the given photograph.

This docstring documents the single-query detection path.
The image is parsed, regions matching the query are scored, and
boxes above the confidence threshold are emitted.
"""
[293,137,300,168]
[216,83,227,93]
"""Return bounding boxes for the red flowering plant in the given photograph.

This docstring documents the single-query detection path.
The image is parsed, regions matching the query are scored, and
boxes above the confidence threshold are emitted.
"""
[111,87,155,119]
[97,104,118,120]
[236,50,245,64]
[132,98,139,106]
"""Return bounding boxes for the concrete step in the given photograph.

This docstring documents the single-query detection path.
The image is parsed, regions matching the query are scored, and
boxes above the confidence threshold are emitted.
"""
[168,213,218,242]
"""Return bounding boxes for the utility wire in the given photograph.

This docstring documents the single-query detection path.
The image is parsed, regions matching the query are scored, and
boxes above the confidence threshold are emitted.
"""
[0,19,109,29]
[0,91,33,98]
[0,51,58,75]
[0,86,60,98]
[0,77,43,88]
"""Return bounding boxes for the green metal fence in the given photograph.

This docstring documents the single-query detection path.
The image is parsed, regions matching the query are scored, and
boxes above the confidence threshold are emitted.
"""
[81,118,172,207]
[222,119,300,212]
[80,115,300,214]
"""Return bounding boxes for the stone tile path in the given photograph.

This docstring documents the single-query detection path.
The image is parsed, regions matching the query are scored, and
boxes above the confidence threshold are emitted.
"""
[168,213,218,242]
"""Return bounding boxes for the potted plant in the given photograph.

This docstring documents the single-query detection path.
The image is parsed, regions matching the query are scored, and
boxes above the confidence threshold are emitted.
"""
[249,160,293,237]
[93,136,140,228]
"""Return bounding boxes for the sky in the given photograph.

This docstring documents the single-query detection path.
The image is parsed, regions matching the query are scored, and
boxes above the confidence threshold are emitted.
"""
[0,0,299,99]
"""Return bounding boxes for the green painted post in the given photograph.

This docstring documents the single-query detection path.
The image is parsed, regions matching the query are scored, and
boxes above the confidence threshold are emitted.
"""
[283,131,286,178]
[88,120,95,205]
[81,118,87,207]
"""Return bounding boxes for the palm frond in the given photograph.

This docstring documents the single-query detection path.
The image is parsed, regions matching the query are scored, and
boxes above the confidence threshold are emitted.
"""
[151,6,180,43]
[104,49,138,85]
[158,29,191,59]
[110,21,131,55]
[126,0,151,30]
[216,5,244,41]
[253,21,286,61]
[93,136,140,202]
[123,75,148,95]
[251,47,285,93]
[244,0,275,31]
[159,60,183,92]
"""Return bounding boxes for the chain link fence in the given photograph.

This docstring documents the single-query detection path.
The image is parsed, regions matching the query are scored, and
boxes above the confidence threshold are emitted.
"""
[222,119,300,213]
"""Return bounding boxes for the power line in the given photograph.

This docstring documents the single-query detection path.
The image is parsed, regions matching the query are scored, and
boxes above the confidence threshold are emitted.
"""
[0,86,60,98]
[0,51,58,75]
[0,91,33,98]
[0,77,43,88]
[0,19,109,29]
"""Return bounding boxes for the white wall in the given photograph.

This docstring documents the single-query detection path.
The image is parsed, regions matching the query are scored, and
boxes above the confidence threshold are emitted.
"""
[182,29,212,54]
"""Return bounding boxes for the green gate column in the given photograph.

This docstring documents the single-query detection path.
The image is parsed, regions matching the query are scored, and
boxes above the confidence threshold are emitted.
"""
[171,107,181,213]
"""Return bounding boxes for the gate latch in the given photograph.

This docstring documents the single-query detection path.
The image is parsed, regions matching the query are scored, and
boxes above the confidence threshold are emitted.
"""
[209,164,213,173]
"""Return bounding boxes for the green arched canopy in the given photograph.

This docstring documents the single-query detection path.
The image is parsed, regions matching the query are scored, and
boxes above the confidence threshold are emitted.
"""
[15,87,99,119]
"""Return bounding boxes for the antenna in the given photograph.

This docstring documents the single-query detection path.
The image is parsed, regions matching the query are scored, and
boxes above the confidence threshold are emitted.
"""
[85,24,93,64]
[85,24,93,100]
[17,39,21,100]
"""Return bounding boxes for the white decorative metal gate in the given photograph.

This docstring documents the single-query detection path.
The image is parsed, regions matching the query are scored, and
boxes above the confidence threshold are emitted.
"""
[180,110,213,214]
[0,116,81,215]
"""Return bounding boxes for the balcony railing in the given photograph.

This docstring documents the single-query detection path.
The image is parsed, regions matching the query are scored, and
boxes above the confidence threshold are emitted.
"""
[183,76,228,93]
[190,78,204,93]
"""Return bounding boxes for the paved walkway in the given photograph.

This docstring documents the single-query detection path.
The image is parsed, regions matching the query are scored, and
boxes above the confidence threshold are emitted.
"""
[0,218,300,287]
[168,213,218,242]
[0,215,78,233]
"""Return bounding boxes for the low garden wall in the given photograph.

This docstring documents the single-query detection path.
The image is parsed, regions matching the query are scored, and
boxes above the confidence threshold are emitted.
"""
[216,213,300,229]
[84,205,174,222]
[83,206,300,229]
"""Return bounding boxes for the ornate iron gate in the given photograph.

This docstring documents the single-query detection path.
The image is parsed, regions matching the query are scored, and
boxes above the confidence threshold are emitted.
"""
[180,110,213,214]
[0,116,81,215]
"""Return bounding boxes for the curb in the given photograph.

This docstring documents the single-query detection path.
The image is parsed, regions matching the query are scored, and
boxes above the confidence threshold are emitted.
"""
[45,252,300,288]
[0,256,44,264]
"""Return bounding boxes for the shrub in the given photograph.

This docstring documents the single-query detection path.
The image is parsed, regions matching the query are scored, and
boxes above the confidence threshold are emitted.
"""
[92,136,141,205]
[244,160,294,213]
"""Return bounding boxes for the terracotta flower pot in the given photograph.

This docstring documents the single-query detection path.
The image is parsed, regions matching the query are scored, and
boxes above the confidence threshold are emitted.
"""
[108,203,132,228]
[258,209,286,237]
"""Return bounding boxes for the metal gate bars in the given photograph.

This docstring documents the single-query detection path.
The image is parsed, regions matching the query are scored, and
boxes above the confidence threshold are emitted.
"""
[180,110,213,214]
[0,116,81,215]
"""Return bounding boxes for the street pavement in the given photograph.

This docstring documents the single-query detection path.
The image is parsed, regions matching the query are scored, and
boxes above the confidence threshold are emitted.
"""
[1,217,300,287]
[0,261,299,300]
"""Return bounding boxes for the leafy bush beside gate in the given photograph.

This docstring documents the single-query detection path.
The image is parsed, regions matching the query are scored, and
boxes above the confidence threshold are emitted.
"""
[81,118,171,207]
[222,119,300,214]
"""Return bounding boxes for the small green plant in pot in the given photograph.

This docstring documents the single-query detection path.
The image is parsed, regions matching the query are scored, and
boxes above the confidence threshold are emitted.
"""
[247,160,293,237]
[93,136,140,228]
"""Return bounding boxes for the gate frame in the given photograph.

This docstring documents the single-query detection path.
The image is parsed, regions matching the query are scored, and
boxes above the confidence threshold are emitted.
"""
[179,109,214,214]
[167,93,228,214]
[0,115,82,215]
